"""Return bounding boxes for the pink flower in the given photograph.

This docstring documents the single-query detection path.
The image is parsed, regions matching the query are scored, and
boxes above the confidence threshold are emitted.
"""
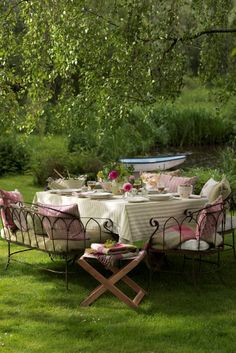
[122,182,133,192]
[108,170,119,180]
[128,175,135,184]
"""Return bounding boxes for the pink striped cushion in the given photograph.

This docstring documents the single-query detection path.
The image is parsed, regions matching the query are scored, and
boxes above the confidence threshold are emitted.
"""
[152,223,196,249]
[158,174,172,188]
[195,197,223,245]
[37,203,86,240]
[159,174,198,192]
[0,189,24,229]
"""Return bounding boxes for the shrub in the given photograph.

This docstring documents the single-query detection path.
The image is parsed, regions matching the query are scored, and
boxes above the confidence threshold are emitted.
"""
[182,167,223,195]
[67,151,103,180]
[68,105,157,162]
[0,135,29,176]
[219,145,236,193]
[29,136,70,185]
[29,135,103,185]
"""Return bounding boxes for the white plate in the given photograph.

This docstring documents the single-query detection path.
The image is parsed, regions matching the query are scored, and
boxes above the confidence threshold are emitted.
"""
[127,197,150,203]
[148,189,167,194]
[88,192,113,199]
[148,193,173,201]
[49,188,82,194]
[173,194,206,199]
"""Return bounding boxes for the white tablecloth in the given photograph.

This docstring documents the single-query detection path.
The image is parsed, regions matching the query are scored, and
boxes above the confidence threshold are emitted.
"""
[34,192,207,244]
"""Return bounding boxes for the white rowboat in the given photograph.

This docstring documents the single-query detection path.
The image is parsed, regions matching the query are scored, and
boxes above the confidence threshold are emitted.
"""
[120,155,186,172]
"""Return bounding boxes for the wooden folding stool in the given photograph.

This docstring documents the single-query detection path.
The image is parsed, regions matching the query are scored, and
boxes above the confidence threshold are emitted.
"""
[78,250,147,309]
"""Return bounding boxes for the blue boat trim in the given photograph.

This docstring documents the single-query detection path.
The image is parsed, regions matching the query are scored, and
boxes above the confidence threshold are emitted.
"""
[120,155,186,165]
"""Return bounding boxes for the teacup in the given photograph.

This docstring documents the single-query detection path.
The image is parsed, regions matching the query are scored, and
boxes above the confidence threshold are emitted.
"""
[177,184,193,199]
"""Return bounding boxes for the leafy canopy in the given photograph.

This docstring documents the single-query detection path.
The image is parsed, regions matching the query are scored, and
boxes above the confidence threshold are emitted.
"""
[0,0,236,141]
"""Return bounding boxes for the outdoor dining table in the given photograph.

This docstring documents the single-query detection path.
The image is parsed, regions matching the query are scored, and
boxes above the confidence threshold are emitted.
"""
[33,191,208,244]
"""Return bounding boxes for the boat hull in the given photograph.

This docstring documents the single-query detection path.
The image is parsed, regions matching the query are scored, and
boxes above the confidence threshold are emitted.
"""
[120,155,186,172]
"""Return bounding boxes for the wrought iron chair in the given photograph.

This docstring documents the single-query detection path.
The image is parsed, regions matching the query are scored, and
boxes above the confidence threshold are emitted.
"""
[146,199,226,286]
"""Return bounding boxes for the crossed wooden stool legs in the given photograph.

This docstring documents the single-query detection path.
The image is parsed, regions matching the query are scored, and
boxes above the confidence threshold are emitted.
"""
[78,250,147,309]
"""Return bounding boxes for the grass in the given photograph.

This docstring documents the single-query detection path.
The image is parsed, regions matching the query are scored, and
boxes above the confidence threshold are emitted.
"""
[0,174,41,203]
[0,175,236,352]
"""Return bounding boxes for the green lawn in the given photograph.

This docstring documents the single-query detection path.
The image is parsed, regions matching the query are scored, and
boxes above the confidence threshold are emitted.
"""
[0,175,236,353]
[0,174,42,203]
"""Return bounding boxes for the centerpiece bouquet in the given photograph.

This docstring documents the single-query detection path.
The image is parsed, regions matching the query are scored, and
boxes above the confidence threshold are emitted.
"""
[97,162,135,194]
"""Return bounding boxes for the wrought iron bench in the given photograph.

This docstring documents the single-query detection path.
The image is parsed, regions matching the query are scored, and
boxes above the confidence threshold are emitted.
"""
[146,199,226,285]
[0,202,116,288]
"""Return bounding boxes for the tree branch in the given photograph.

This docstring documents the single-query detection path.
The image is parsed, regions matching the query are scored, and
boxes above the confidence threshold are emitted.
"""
[142,27,236,60]
[186,28,236,41]
[82,6,119,28]
[141,28,236,44]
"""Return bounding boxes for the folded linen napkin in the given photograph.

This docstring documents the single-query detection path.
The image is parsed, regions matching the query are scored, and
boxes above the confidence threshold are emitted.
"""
[90,243,137,255]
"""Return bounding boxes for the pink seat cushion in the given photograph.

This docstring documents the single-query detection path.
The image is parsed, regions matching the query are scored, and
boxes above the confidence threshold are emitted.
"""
[158,175,198,192]
[37,203,86,240]
[195,197,224,245]
[0,189,24,229]
[152,223,196,249]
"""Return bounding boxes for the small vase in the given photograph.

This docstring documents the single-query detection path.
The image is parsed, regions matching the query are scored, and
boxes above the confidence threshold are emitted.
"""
[111,181,123,195]
[101,181,113,192]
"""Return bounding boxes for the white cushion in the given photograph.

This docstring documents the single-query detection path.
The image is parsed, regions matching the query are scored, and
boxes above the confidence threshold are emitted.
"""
[207,177,231,203]
[178,239,210,251]
[200,178,219,198]
[1,227,113,252]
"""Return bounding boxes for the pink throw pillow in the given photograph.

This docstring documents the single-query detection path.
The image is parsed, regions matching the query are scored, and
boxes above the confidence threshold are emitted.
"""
[168,176,198,193]
[195,196,224,244]
[37,203,86,240]
[158,175,198,192]
[158,174,173,188]
[0,189,24,229]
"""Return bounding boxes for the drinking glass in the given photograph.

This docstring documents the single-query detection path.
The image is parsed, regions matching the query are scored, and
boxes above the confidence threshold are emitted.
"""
[133,180,142,191]
[87,181,97,190]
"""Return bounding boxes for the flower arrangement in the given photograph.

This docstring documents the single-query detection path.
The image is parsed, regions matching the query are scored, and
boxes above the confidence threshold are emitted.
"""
[97,162,135,194]
[97,162,134,183]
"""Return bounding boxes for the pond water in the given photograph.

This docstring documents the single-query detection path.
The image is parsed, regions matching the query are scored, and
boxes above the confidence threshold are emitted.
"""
[154,145,224,170]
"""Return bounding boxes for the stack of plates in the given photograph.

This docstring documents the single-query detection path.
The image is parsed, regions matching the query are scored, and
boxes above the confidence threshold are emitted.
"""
[148,193,173,201]
[127,197,150,203]
[148,189,168,194]
[88,192,113,199]
[49,189,81,195]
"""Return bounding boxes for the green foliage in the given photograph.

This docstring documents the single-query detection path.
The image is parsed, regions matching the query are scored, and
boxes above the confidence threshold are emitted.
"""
[97,161,134,181]
[148,102,233,147]
[67,151,103,180]
[0,0,236,176]
[182,167,223,194]
[0,0,236,139]
[219,144,236,191]
[67,102,157,161]
[183,145,236,194]
[0,135,29,176]
[28,135,102,185]
[29,135,69,185]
